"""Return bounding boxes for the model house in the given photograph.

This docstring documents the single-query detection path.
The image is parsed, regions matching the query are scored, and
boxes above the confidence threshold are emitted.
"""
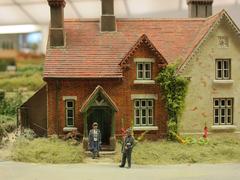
[20,0,240,150]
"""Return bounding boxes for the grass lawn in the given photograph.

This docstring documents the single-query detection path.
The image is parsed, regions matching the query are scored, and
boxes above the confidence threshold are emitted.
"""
[11,136,85,164]
[5,134,240,165]
[129,134,240,165]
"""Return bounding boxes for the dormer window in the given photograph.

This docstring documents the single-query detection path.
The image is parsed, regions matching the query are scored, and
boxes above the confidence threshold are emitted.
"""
[137,62,151,80]
[134,58,155,84]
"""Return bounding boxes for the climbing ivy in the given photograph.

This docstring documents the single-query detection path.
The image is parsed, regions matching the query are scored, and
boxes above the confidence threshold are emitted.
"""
[156,64,189,140]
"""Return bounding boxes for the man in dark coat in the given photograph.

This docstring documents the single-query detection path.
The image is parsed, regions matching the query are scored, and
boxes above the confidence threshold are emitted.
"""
[88,122,101,159]
[119,128,135,168]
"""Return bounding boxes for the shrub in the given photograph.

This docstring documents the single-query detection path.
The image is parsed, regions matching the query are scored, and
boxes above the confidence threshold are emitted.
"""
[0,58,16,71]
[0,89,5,101]
[0,92,23,116]
[0,115,17,134]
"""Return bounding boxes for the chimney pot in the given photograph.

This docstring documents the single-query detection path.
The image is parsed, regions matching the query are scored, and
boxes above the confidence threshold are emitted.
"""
[101,0,116,32]
[187,0,214,18]
[48,0,66,47]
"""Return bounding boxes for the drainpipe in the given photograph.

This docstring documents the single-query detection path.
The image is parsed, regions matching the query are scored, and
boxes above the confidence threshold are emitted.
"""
[56,80,61,136]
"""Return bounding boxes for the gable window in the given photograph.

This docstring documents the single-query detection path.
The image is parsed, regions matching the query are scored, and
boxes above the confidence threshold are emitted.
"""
[213,98,233,125]
[137,62,151,80]
[134,99,154,126]
[215,59,231,80]
[218,36,229,48]
[65,100,75,127]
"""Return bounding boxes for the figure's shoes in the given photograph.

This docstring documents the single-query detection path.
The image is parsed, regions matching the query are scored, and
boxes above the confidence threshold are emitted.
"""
[127,166,131,169]
[119,165,124,168]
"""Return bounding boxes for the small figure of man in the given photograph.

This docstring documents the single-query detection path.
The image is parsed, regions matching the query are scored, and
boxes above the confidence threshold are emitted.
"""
[88,122,101,159]
[119,128,135,168]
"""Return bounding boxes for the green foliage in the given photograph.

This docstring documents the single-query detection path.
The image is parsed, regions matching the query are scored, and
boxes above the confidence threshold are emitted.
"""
[0,89,5,101]
[184,136,209,145]
[0,91,23,116]
[16,64,43,76]
[0,58,16,71]
[0,63,44,92]
[156,64,189,139]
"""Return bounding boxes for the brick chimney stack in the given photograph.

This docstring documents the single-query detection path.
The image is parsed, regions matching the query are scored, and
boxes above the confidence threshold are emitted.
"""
[48,0,66,47]
[187,0,213,18]
[101,0,116,32]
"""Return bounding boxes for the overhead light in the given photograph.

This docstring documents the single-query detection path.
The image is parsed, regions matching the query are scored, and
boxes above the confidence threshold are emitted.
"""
[0,25,42,34]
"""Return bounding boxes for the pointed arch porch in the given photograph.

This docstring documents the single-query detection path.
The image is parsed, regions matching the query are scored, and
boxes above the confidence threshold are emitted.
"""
[80,85,118,150]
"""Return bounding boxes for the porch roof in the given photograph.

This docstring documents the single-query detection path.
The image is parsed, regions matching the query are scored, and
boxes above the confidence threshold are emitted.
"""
[80,85,119,113]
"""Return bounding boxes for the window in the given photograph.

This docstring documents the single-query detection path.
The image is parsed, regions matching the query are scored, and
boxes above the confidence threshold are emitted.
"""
[218,36,229,48]
[213,98,233,125]
[215,59,231,80]
[137,62,151,80]
[134,99,154,126]
[65,100,75,127]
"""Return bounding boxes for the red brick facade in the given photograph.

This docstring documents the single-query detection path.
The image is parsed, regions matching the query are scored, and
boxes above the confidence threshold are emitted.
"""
[45,44,168,140]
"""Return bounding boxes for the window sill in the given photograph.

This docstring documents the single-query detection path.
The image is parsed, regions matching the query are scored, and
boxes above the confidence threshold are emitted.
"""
[63,127,77,132]
[211,125,237,131]
[133,126,159,131]
[134,80,155,84]
[213,80,234,85]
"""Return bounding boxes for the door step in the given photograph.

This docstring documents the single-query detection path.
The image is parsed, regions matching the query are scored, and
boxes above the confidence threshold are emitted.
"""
[85,151,116,155]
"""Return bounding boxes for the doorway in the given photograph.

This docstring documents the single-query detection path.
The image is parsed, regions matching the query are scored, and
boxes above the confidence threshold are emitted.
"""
[87,107,112,145]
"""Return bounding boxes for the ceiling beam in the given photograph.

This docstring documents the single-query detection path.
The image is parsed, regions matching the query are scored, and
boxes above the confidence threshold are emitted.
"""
[123,0,131,16]
[68,0,82,18]
[11,0,39,24]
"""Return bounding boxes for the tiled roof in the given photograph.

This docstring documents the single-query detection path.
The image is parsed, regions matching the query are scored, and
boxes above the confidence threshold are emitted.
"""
[44,12,221,78]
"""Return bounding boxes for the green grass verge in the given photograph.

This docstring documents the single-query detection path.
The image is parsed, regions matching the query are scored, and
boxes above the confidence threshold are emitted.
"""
[11,137,85,164]
[130,135,240,165]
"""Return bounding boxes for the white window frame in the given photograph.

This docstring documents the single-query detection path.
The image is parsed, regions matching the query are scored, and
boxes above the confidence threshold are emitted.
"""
[213,98,233,125]
[65,99,75,127]
[136,62,152,80]
[215,59,231,80]
[134,99,154,127]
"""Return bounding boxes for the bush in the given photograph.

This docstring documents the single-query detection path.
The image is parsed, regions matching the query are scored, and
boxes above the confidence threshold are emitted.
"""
[0,58,16,71]
[0,115,17,134]
[0,89,5,101]
[0,92,23,116]
[11,136,85,164]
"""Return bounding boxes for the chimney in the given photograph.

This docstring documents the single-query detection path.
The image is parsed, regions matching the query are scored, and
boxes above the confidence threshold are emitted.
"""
[47,0,66,47]
[187,0,213,18]
[101,0,116,32]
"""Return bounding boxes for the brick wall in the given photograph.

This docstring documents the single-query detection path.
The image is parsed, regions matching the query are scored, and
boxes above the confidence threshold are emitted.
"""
[45,44,168,139]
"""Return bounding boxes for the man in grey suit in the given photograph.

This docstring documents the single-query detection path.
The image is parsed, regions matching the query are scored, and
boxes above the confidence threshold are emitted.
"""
[88,122,101,159]
[119,128,135,168]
